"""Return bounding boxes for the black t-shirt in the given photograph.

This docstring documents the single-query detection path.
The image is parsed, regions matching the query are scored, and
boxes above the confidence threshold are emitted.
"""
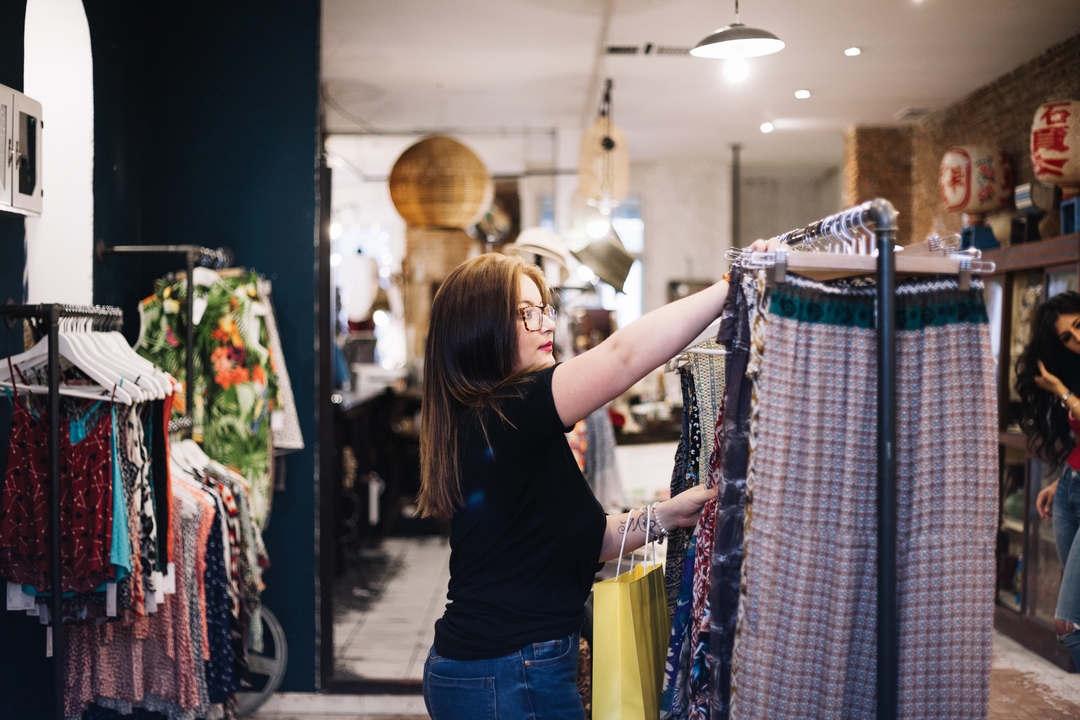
[433,364,608,660]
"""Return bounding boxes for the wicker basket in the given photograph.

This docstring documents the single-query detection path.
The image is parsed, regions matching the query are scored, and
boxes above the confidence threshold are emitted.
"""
[389,136,491,228]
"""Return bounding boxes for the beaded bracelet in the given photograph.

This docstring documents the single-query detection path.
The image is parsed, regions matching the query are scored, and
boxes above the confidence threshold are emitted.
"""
[642,502,670,544]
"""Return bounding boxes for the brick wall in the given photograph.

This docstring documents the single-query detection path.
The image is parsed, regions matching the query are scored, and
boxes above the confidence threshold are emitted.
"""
[843,33,1080,246]
[910,33,1080,244]
[843,126,914,243]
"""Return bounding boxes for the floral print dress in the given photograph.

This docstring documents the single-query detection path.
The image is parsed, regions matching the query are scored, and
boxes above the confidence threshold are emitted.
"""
[136,271,280,528]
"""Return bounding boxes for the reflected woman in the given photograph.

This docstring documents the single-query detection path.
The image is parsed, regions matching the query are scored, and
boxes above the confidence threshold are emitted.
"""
[1016,290,1080,669]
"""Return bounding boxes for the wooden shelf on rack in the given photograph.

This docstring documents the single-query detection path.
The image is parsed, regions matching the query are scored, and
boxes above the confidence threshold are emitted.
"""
[982,232,1080,274]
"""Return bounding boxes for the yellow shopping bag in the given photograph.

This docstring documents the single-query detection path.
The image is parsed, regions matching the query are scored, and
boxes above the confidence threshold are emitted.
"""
[592,508,671,720]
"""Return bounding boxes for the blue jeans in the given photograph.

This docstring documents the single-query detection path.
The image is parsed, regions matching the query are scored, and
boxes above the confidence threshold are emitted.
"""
[423,631,585,720]
[1054,466,1080,667]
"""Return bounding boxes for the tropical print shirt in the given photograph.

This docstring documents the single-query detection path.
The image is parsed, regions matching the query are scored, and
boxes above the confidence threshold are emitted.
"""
[136,270,280,528]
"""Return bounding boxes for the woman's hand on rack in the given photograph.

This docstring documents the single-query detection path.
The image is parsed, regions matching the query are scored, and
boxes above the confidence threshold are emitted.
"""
[1034,360,1070,397]
[747,237,781,253]
[597,484,717,563]
[1037,479,1059,521]
[657,484,715,530]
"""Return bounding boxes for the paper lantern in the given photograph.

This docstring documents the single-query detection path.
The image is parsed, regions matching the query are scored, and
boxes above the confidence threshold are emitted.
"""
[939,145,1013,221]
[578,116,630,211]
[1031,100,1080,199]
[388,136,490,228]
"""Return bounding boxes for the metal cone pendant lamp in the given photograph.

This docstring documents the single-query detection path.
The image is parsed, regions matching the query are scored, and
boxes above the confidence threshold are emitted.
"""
[690,0,784,59]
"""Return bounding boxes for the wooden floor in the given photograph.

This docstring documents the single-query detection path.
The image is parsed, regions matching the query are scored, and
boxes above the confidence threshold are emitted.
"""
[990,667,1080,719]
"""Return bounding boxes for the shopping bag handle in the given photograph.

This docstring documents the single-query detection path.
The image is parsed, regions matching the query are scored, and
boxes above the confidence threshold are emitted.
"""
[614,505,658,577]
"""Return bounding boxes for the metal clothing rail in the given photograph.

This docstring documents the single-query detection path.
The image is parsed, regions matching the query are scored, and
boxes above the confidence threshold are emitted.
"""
[0,303,124,720]
[774,198,900,719]
[96,242,233,436]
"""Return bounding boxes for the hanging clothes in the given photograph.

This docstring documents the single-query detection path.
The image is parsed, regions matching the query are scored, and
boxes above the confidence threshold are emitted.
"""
[661,346,711,720]
[257,278,304,454]
[1,394,117,594]
[137,270,283,528]
[687,341,725,485]
[0,326,268,719]
[664,367,700,614]
[583,405,624,509]
[706,267,759,720]
[728,274,997,719]
[667,344,727,720]
[65,494,201,720]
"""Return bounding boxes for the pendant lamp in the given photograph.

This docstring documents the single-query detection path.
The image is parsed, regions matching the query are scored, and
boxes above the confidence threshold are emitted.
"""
[578,79,629,216]
[690,0,784,59]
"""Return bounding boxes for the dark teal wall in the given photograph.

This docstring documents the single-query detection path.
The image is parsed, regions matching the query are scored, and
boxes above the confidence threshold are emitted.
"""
[0,6,48,720]
[86,0,321,694]
[0,3,320,712]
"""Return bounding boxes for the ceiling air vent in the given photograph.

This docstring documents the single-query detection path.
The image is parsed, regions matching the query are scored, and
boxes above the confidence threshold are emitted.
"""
[893,106,932,122]
[604,44,691,56]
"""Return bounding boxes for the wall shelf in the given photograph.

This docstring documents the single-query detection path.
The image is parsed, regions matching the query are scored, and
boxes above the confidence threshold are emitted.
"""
[983,232,1080,274]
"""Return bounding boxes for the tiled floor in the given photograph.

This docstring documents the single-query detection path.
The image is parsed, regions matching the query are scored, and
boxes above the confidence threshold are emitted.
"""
[267,532,1080,718]
[333,535,451,682]
[254,633,1080,718]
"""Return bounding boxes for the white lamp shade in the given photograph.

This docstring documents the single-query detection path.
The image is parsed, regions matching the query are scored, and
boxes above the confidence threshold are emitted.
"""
[690,24,784,59]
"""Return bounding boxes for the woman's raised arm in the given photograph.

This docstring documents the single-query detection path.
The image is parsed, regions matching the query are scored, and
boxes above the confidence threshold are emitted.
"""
[551,279,730,427]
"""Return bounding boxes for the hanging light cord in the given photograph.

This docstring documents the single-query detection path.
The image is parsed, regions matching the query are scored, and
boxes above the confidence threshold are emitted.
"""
[599,79,615,206]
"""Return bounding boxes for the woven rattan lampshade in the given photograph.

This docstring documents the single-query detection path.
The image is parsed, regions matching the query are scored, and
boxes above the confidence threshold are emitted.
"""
[389,136,491,229]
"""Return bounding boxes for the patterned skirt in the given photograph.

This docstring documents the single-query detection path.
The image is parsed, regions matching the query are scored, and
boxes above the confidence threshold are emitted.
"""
[729,274,998,720]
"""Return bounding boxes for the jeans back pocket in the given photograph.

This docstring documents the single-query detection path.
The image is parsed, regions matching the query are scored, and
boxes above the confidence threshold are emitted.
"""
[527,632,576,667]
[424,672,497,720]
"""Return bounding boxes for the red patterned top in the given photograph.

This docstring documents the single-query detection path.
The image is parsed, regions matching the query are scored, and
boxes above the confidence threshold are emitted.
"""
[0,396,115,592]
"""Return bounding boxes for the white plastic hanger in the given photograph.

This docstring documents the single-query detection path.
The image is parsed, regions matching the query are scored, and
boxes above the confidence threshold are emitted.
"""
[0,318,138,404]
[61,321,151,402]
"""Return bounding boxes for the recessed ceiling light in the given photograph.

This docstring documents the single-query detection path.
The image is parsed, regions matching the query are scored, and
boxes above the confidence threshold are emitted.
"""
[760,122,774,133]
[794,89,811,99]
[844,47,861,57]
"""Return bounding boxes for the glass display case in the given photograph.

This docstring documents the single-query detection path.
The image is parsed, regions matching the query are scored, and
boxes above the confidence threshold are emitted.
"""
[983,232,1080,672]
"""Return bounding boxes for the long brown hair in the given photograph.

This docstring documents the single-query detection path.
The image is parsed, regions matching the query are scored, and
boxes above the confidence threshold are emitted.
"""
[417,253,551,520]
[1016,291,1080,466]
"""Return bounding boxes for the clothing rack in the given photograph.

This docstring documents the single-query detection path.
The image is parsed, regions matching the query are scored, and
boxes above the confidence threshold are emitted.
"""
[95,242,233,437]
[772,198,901,719]
[0,303,124,720]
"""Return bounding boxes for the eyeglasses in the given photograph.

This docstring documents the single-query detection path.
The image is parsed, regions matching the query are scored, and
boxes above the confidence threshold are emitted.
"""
[520,304,556,332]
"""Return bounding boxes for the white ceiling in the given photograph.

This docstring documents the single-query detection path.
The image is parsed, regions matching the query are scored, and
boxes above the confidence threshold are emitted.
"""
[322,0,1080,174]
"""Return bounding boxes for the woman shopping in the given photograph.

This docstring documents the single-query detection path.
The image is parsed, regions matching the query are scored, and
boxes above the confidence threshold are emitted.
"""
[417,245,768,719]
[1016,290,1080,669]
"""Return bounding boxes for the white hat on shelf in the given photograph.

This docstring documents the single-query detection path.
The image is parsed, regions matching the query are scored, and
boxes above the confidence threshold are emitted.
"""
[506,227,573,269]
